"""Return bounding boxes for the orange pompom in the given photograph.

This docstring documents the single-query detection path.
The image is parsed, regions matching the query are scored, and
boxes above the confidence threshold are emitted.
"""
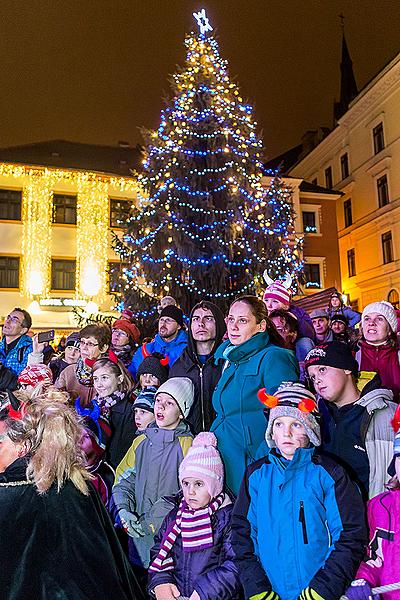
[392,404,400,433]
[298,398,317,413]
[257,388,279,408]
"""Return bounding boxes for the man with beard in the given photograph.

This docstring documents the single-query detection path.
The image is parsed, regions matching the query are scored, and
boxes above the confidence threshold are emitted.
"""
[169,301,226,433]
[128,305,187,381]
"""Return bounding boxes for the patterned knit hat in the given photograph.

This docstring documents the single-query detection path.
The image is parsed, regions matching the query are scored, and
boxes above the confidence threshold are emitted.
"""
[18,364,53,388]
[133,386,157,413]
[260,382,321,447]
[263,282,291,307]
[304,341,359,376]
[362,301,398,333]
[179,432,224,499]
[66,332,80,348]
[155,377,194,418]
[137,355,169,385]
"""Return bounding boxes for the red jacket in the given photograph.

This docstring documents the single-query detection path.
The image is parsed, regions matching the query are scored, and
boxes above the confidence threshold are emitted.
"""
[357,341,400,402]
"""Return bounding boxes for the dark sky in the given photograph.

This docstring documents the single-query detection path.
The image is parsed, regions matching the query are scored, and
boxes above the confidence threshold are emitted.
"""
[1,0,400,160]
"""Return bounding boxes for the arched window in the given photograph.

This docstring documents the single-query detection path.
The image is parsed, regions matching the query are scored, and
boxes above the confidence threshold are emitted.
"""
[387,288,399,309]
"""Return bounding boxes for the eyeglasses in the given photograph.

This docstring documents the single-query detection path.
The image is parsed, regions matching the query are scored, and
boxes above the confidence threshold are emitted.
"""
[79,340,99,348]
[5,314,24,325]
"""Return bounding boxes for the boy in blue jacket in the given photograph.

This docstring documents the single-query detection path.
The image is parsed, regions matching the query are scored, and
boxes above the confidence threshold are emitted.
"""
[231,382,367,600]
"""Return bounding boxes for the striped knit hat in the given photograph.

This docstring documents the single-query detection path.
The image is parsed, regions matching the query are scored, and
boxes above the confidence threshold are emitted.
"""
[263,281,291,307]
[133,386,157,413]
[262,382,321,448]
[179,432,224,499]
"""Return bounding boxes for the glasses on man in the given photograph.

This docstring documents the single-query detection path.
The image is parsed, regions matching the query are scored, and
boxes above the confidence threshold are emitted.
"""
[79,340,99,348]
[5,314,24,325]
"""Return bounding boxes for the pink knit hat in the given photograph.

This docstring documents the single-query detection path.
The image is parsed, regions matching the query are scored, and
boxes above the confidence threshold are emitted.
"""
[179,432,224,499]
[263,281,291,306]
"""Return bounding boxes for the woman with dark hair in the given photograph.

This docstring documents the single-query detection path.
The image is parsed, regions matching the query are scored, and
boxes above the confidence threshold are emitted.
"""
[0,390,144,599]
[210,296,299,494]
[76,357,136,468]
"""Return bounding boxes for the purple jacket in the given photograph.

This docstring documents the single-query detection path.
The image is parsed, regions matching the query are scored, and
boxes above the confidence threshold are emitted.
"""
[356,489,400,600]
[148,496,241,600]
[289,304,315,340]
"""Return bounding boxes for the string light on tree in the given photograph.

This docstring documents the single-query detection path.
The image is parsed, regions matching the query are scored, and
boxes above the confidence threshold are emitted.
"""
[113,12,302,314]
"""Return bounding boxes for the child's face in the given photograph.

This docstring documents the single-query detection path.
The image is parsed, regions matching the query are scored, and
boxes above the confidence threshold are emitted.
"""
[307,365,349,403]
[182,477,211,509]
[140,373,160,388]
[272,416,310,460]
[134,407,155,431]
[78,430,97,462]
[154,392,182,429]
[264,297,287,314]
[93,366,122,398]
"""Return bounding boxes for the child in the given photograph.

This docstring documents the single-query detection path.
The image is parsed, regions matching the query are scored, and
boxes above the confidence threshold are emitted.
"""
[75,357,135,469]
[133,386,156,431]
[148,432,241,600]
[231,382,367,600]
[112,377,195,569]
[133,353,169,399]
[345,408,400,600]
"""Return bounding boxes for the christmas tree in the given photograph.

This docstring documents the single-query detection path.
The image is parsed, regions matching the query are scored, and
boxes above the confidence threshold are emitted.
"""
[114,10,302,314]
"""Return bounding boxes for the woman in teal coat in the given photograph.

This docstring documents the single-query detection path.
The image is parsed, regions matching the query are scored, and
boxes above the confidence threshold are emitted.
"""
[211,296,299,494]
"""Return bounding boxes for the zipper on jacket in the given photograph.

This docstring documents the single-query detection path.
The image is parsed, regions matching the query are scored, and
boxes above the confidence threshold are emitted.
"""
[299,501,308,544]
[199,366,205,431]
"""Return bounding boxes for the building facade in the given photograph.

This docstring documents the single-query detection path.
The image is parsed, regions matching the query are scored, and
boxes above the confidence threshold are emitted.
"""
[290,52,400,311]
[0,141,140,333]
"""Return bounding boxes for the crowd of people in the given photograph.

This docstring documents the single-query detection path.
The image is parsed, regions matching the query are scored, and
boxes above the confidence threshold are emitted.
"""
[0,276,399,600]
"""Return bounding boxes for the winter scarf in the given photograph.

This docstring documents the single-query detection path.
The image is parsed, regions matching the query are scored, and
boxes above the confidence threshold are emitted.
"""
[149,492,225,572]
[95,390,126,419]
[75,357,95,387]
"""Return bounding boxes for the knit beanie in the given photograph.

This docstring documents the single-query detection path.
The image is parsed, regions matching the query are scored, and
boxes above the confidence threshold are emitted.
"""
[159,305,184,327]
[330,313,348,326]
[362,301,398,333]
[263,282,291,307]
[155,377,194,418]
[113,318,140,344]
[133,386,157,413]
[304,341,359,376]
[260,382,321,447]
[179,432,224,499]
[66,332,80,348]
[18,364,53,387]
[137,355,169,385]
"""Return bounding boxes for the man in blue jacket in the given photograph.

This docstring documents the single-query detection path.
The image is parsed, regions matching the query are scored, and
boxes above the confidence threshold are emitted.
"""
[0,307,33,390]
[128,305,188,380]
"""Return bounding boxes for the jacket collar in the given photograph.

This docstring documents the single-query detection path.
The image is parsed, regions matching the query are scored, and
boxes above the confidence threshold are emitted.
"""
[267,446,315,471]
[154,329,188,349]
[0,456,29,483]
[214,331,271,364]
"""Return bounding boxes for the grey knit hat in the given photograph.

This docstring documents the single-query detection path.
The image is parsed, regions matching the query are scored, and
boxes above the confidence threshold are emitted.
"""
[155,377,194,418]
[264,382,321,448]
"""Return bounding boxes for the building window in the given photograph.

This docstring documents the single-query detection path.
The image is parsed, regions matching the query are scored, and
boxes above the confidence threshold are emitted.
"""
[108,261,128,293]
[302,211,317,233]
[303,264,321,289]
[347,248,356,277]
[377,174,389,208]
[110,199,131,228]
[388,289,399,309]
[344,199,352,228]
[52,194,77,225]
[382,231,394,264]
[0,256,20,288]
[51,259,76,290]
[324,166,333,189]
[373,122,385,155]
[0,189,22,221]
[340,153,349,180]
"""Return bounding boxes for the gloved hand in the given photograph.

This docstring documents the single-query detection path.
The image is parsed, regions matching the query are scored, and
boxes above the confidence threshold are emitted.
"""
[249,592,280,600]
[299,588,325,600]
[118,509,145,538]
[344,579,373,600]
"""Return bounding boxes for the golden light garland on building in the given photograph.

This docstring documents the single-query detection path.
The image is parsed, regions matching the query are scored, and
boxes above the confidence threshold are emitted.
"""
[0,162,139,306]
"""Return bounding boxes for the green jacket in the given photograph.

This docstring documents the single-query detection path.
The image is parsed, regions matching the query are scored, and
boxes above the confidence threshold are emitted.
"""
[211,332,299,493]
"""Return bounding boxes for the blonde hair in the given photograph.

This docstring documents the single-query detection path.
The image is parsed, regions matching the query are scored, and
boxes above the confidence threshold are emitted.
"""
[1,390,91,495]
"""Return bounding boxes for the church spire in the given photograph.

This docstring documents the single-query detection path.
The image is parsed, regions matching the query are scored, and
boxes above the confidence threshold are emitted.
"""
[334,17,358,122]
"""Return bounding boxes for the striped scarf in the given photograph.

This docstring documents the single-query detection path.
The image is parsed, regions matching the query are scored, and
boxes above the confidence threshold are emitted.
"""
[149,493,225,572]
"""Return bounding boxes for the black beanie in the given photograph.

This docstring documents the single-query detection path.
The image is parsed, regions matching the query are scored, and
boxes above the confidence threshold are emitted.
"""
[305,341,358,376]
[159,305,184,327]
[137,355,169,384]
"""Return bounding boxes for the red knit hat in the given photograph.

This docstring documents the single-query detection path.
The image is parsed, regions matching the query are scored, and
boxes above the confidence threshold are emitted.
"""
[112,318,140,344]
[18,364,53,387]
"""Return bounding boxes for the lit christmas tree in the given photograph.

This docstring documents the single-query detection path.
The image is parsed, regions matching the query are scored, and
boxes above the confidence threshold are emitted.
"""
[114,10,302,314]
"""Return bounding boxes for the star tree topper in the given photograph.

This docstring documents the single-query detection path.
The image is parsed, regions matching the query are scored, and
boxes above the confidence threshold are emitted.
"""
[193,8,213,35]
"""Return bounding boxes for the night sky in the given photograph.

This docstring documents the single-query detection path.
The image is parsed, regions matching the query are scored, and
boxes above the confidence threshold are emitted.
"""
[1,0,400,160]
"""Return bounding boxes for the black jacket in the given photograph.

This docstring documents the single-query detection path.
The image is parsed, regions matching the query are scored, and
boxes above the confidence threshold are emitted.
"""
[107,395,136,469]
[169,301,226,433]
[0,458,144,600]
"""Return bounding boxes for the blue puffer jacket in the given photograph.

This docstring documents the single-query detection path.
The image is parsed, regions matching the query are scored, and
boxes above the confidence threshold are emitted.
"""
[128,330,188,380]
[231,448,367,600]
[148,494,241,600]
[0,334,32,377]
[210,332,299,494]
[328,306,361,328]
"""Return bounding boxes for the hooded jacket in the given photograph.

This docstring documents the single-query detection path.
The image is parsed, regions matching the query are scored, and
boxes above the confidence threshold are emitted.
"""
[169,301,227,433]
[0,334,32,389]
[128,329,188,380]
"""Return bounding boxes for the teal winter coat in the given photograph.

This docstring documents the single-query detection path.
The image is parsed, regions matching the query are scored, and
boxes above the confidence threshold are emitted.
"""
[210,332,299,493]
